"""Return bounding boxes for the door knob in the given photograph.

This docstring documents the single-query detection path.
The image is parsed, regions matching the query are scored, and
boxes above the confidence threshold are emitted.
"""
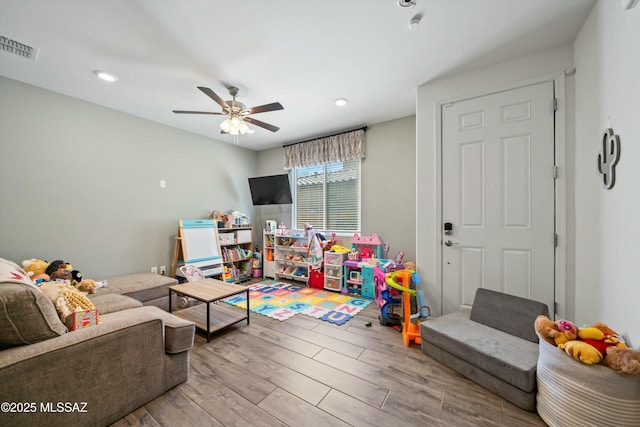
[444,240,459,247]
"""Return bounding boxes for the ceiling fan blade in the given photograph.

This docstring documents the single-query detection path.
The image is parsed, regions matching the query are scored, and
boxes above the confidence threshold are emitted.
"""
[172,110,225,115]
[244,117,280,132]
[248,102,284,115]
[197,86,229,110]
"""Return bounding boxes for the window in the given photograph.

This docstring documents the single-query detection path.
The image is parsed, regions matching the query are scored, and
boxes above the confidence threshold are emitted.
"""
[293,159,361,233]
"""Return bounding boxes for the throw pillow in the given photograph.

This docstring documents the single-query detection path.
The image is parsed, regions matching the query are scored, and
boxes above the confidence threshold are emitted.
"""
[0,258,68,349]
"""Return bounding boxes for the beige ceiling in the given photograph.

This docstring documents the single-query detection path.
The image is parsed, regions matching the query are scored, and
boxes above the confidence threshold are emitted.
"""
[0,0,594,151]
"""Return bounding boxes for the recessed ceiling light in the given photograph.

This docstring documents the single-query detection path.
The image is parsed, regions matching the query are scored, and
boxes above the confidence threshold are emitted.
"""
[335,98,348,106]
[93,70,118,82]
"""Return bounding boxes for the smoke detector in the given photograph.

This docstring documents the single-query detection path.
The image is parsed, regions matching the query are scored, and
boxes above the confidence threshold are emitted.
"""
[0,35,39,61]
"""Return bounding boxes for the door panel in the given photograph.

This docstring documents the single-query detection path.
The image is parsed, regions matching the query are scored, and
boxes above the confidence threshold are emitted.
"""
[442,81,555,314]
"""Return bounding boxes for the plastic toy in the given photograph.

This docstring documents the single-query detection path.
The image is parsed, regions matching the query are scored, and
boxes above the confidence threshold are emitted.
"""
[351,233,382,260]
[385,267,430,347]
[374,266,401,326]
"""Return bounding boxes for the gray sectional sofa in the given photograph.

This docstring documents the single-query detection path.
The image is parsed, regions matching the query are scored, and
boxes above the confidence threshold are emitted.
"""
[0,258,195,426]
[420,288,549,411]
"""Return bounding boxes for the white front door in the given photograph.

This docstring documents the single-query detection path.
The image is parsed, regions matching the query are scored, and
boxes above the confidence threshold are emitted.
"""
[442,81,555,315]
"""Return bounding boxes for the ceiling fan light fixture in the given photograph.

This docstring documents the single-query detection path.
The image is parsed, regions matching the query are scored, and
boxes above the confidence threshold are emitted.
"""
[175,86,283,137]
[220,118,232,133]
[93,70,118,82]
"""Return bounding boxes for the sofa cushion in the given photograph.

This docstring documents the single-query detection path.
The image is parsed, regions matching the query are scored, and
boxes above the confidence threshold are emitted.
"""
[95,273,177,303]
[0,258,67,348]
[89,294,143,315]
[420,309,539,392]
[469,288,549,343]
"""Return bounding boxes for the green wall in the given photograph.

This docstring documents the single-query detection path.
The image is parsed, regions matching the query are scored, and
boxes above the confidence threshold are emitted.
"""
[0,76,258,278]
[255,116,417,263]
[0,76,416,279]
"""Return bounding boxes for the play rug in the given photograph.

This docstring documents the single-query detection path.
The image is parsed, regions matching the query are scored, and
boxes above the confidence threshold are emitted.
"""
[222,280,372,325]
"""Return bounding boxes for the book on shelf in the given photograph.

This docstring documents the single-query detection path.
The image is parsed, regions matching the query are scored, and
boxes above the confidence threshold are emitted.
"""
[221,245,252,262]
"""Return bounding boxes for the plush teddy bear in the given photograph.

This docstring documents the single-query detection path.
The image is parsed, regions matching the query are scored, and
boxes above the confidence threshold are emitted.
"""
[604,346,640,377]
[75,279,97,294]
[576,325,627,361]
[534,315,560,345]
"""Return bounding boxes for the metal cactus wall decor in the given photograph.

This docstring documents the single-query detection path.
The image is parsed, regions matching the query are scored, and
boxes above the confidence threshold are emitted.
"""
[597,128,620,189]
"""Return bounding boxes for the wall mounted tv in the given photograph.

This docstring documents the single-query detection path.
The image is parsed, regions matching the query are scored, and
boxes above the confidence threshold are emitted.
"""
[248,174,293,205]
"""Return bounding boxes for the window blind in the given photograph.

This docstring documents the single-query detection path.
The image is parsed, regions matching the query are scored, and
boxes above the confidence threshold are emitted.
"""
[294,159,360,232]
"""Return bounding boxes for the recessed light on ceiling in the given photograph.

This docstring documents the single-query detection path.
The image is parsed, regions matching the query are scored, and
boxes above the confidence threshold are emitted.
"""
[335,98,348,106]
[93,70,118,82]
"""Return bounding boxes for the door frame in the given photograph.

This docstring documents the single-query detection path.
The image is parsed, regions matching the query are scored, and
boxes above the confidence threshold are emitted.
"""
[434,72,568,320]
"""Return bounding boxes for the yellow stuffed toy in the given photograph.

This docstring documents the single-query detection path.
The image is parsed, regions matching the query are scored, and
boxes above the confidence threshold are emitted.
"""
[22,259,50,282]
[560,340,604,364]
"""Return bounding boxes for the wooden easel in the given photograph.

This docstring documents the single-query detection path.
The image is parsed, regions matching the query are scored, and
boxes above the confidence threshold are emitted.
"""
[171,229,185,278]
[171,219,221,278]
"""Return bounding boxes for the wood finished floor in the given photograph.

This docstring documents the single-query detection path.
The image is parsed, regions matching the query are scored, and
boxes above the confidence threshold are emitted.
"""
[112,281,545,427]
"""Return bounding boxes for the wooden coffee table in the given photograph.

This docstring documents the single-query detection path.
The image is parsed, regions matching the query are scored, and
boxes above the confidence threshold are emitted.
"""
[169,278,250,342]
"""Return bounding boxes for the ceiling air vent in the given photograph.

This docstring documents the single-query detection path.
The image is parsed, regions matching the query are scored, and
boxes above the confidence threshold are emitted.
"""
[0,35,39,61]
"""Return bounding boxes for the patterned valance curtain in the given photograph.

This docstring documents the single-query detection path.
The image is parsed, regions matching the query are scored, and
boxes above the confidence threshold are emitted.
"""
[283,128,366,169]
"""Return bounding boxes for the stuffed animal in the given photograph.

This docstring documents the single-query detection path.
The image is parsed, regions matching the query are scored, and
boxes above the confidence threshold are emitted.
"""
[45,260,73,278]
[604,347,640,377]
[560,340,604,364]
[38,281,99,326]
[75,279,97,294]
[554,319,578,346]
[22,259,49,281]
[534,315,559,345]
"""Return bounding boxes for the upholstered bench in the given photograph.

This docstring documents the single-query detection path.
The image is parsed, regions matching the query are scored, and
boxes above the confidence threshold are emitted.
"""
[92,272,178,310]
[420,288,549,411]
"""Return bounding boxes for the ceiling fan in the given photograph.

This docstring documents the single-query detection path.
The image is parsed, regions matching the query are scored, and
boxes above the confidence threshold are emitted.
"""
[173,86,283,135]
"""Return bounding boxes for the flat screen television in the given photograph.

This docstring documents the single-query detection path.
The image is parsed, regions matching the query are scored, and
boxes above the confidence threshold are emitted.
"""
[248,174,293,205]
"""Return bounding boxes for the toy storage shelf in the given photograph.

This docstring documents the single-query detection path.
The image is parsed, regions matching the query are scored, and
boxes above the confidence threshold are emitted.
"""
[344,260,363,295]
[324,251,347,292]
[263,230,275,278]
[218,226,253,283]
[273,230,309,283]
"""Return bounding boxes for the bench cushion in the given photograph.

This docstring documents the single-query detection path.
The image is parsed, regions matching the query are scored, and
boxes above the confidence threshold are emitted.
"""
[470,288,549,343]
[420,309,539,392]
[95,273,177,303]
[89,294,143,315]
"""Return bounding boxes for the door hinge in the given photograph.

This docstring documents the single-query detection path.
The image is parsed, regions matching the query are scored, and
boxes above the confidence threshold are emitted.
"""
[553,166,558,179]
[553,98,558,111]
[554,233,558,247]
[554,302,558,315]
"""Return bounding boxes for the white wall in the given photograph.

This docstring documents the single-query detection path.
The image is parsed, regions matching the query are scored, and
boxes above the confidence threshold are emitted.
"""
[0,77,258,278]
[416,44,575,317]
[573,1,640,346]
